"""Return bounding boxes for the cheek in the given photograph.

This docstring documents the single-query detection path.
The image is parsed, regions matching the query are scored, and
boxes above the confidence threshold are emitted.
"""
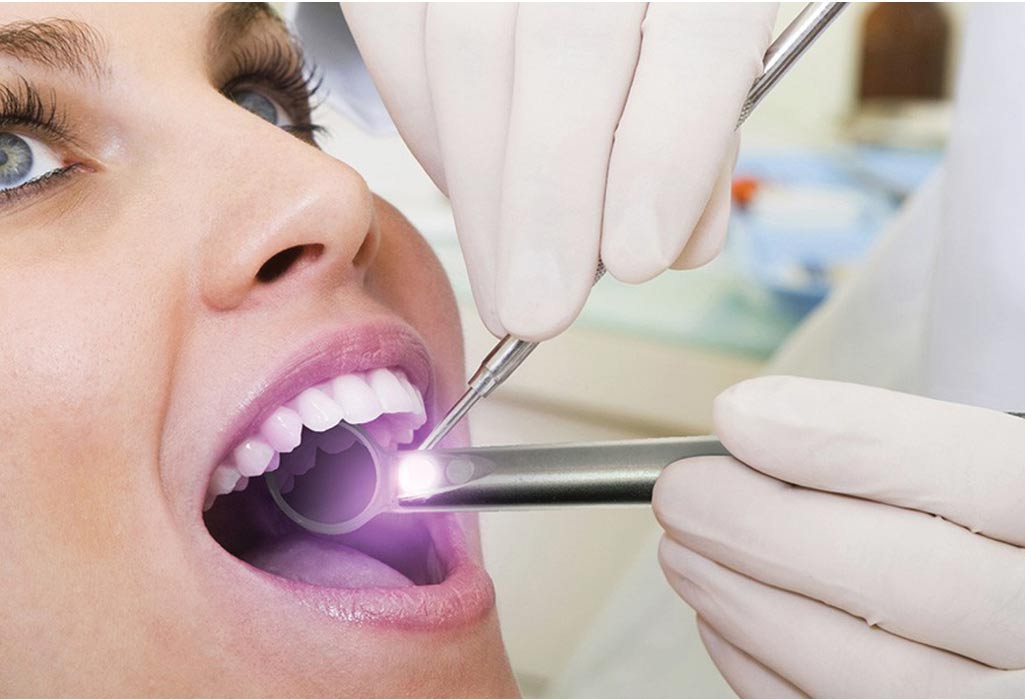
[0,252,179,558]
[364,202,465,408]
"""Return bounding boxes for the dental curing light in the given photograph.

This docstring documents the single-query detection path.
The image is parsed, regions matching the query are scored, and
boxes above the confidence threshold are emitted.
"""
[418,0,849,451]
[391,436,729,511]
[266,422,729,535]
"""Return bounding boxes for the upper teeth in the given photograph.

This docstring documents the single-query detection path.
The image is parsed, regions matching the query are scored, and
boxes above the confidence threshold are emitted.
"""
[204,367,426,511]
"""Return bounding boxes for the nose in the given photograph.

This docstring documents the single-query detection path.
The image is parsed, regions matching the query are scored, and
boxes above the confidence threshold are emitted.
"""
[197,117,380,311]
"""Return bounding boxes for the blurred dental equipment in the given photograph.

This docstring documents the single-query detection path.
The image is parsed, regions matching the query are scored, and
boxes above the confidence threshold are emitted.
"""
[267,422,729,535]
[418,1,848,451]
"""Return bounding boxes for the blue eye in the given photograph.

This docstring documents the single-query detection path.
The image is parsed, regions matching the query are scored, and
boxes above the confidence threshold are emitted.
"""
[230,89,294,129]
[0,132,64,191]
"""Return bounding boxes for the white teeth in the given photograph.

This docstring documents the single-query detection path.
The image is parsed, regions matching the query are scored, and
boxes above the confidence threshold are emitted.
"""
[393,425,415,446]
[292,387,344,432]
[211,465,241,496]
[206,366,426,512]
[289,439,318,476]
[279,472,296,495]
[331,373,383,424]
[203,464,243,511]
[318,427,357,454]
[367,367,414,414]
[233,438,275,478]
[265,451,281,473]
[396,372,427,422]
[260,406,303,453]
[365,421,397,451]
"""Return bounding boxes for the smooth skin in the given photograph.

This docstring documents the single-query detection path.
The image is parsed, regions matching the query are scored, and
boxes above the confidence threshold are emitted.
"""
[655,376,1025,697]
[0,4,515,696]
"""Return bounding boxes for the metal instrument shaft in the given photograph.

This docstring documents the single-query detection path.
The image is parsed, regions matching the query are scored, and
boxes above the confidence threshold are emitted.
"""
[399,436,729,510]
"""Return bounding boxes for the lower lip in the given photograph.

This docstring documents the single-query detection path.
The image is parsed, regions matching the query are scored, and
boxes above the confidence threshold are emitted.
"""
[203,513,495,631]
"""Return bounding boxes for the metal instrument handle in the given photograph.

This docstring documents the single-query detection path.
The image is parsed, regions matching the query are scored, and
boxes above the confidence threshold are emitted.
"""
[400,436,729,510]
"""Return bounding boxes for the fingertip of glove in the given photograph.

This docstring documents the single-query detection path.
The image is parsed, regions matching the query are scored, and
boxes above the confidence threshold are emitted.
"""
[472,300,507,338]
[656,533,688,575]
[496,298,574,342]
[495,272,591,341]
[714,375,804,424]
[713,376,790,457]
[670,209,729,271]
[652,456,726,531]
[714,376,839,471]
[657,535,713,588]
[601,209,692,284]
[695,616,730,658]
[669,239,723,271]
[493,240,597,340]
[601,249,667,285]
[652,461,687,527]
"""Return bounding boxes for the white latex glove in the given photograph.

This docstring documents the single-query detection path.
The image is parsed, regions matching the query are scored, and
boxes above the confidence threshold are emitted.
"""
[654,376,1025,698]
[341,3,776,340]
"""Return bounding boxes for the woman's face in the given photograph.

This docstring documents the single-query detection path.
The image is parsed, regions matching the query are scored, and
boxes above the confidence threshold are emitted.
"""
[0,3,515,695]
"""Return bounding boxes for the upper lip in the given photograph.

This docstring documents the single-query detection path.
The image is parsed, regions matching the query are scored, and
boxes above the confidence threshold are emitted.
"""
[199,319,433,510]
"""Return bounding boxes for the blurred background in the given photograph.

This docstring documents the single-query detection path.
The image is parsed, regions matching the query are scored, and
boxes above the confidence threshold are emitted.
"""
[295,3,963,696]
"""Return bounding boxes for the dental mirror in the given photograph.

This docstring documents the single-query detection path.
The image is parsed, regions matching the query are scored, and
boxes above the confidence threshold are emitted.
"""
[265,422,391,535]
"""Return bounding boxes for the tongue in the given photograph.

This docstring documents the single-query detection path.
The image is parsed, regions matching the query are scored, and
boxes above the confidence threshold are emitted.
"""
[243,534,413,588]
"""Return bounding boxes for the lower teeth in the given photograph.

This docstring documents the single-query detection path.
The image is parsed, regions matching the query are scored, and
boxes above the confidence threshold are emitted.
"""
[272,423,379,528]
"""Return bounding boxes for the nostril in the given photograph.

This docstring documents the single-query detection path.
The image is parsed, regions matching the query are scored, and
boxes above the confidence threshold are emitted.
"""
[256,244,324,284]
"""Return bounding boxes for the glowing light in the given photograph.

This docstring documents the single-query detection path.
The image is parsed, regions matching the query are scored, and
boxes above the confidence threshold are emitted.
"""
[396,454,442,497]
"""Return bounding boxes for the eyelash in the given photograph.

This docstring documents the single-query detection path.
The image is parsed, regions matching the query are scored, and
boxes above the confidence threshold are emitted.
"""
[0,165,78,208]
[0,79,79,209]
[0,36,326,210]
[221,37,326,142]
[0,77,74,144]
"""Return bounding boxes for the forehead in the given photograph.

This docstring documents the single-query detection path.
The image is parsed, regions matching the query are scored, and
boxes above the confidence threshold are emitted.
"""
[0,4,272,78]
[0,3,214,39]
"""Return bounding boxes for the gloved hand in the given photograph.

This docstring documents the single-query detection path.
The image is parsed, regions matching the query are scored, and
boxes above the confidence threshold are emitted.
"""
[341,3,777,340]
[654,376,1025,698]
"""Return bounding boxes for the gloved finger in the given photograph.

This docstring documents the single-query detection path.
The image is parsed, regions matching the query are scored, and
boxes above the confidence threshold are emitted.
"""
[670,135,739,271]
[601,3,775,284]
[714,375,1025,548]
[341,3,447,192]
[655,456,1025,670]
[696,617,807,699]
[495,3,646,341]
[423,4,517,337]
[659,540,1018,698]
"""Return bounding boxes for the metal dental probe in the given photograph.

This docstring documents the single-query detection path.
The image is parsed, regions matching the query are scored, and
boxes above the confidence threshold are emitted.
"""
[418,1,849,451]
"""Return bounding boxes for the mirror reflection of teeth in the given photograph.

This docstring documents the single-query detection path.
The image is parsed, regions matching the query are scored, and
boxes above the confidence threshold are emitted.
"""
[203,367,426,511]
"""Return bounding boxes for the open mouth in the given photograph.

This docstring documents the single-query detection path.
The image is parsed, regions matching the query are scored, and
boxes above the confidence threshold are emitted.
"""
[203,366,445,588]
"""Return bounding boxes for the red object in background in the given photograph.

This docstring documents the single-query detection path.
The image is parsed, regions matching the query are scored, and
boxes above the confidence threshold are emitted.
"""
[732,176,761,208]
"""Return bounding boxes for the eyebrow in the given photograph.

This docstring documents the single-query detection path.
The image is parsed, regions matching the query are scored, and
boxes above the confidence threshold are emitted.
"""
[0,4,280,83]
[0,17,108,79]
[207,2,282,62]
